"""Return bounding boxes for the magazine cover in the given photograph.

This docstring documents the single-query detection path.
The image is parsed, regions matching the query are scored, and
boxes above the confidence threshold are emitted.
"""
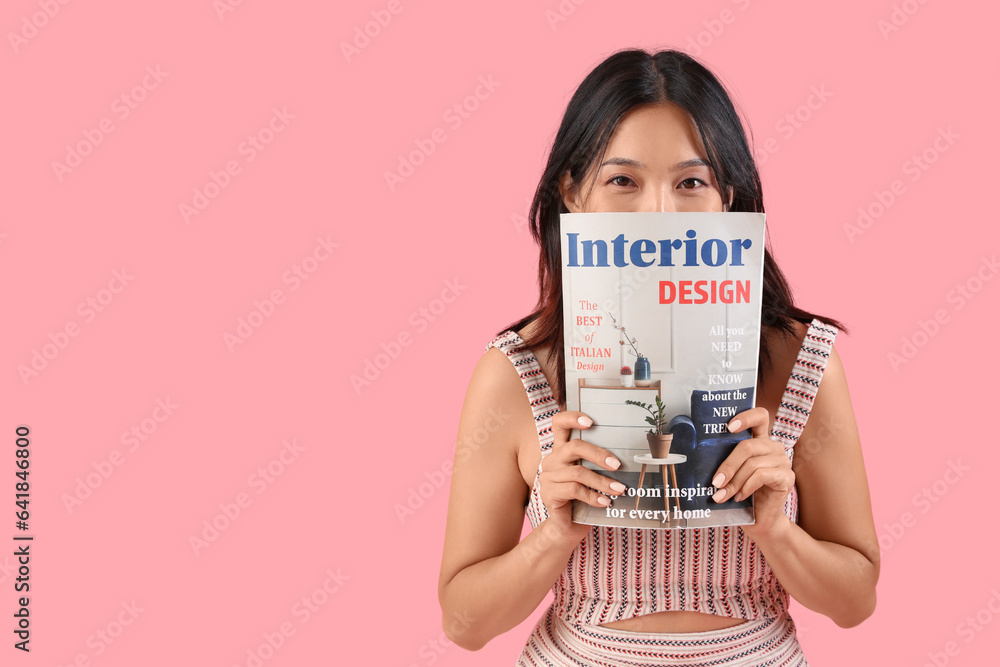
[561,212,766,529]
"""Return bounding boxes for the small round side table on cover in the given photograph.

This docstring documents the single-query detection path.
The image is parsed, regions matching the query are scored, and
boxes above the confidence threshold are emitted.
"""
[633,453,688,515]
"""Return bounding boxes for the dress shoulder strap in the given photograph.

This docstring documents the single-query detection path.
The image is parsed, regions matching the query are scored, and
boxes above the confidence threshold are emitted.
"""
[485,331,558,454]
[769,318,838,455]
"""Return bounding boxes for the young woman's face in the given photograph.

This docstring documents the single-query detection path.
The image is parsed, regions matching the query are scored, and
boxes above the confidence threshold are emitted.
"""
[561,103,729,213]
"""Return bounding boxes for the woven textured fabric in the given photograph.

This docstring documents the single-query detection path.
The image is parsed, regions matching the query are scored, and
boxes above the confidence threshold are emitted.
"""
[486,319,837,627]
[516,605,808,667]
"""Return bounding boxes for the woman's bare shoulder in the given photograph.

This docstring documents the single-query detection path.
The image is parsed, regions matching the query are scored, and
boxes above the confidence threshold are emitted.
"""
[472,344,518,384]
[460,334,539,458]
[466,339,526,413]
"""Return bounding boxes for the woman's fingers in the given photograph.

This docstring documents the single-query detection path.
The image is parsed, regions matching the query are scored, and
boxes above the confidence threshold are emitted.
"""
[549,412,621,471]
[544,458,626,502]
[727,406,771,439]
[732,465,795,503]
[544,411,625,509]
[551,410,592,445]
[556,471,624,508]
[717,453,793,502]
[710,438,776,500]
[710,408,770,487]
[710,407,793,503]
[542,455,627,509]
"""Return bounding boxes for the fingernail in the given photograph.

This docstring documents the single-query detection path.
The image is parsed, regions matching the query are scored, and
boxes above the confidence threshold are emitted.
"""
[712,473,726,488]
[728,419,742,433]
[712,489,727,503]
[597,495,611,506]
[578,415,593,428]
[606,457,621,470]
[610,481,626,493]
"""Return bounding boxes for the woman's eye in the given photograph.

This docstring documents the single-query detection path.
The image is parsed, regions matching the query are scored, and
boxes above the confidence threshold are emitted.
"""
[678,178,707,189]
[608,175,634,187]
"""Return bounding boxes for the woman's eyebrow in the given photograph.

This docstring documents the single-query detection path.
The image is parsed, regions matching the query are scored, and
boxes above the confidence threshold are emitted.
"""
[600,157,644,168]
[599,157,711,170]
[673,157,711,170]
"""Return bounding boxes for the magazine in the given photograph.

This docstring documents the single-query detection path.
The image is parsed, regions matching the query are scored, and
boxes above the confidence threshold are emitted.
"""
[561,212,766,529]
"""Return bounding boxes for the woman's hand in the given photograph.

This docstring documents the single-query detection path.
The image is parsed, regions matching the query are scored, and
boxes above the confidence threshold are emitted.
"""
[541,411,626,543]
[710,407,793,540]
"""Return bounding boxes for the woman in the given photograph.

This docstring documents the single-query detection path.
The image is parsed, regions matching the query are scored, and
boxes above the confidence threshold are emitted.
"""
[438,49,878,666]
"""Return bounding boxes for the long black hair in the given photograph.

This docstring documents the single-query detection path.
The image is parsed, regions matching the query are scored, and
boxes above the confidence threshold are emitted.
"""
[505,49,845,405]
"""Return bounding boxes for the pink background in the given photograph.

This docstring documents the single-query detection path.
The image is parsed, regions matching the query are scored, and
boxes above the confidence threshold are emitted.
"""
[3,1,997,665]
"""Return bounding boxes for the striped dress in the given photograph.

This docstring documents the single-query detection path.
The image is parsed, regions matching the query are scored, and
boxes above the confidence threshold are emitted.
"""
[486,319,839,666]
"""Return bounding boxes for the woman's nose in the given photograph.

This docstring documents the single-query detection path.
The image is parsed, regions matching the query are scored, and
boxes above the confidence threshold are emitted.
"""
[639,184,676,212]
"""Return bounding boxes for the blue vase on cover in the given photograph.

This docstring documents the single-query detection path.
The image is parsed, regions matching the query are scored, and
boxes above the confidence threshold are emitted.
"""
[634,356,651,386]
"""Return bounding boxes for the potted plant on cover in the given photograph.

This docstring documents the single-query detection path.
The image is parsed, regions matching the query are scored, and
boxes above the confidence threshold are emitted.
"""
[619,365,634,387]
[626,396,672,457]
